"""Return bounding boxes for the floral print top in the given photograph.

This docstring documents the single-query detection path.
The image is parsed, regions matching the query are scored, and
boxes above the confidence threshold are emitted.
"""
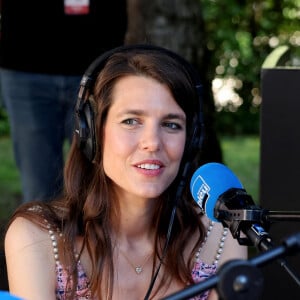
[55,259,217,300]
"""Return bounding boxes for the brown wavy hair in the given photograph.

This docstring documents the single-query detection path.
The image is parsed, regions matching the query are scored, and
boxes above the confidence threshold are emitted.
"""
[7,46,206,299]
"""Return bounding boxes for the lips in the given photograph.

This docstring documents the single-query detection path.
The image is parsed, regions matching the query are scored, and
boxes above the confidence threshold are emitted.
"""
[134,160,165,174]
[137,163,161,170]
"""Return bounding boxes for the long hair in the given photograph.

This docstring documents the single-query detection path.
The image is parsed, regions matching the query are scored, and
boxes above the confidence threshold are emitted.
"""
[7,47,206,299]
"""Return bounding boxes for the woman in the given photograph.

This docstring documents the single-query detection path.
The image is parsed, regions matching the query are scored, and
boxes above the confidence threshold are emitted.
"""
[5,45,247,300]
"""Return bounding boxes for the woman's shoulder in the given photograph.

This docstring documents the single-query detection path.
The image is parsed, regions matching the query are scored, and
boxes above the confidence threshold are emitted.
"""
[5,216,58,298]
[5,216,49,253]
[6,201,66,237]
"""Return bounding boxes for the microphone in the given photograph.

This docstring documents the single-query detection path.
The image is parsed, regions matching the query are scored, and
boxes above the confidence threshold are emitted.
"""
[190,162,244,222]
[189,162,300,288]
[190,162,272,250]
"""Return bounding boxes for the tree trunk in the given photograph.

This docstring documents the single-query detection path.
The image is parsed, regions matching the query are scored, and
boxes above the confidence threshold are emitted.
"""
[126,0,223,164]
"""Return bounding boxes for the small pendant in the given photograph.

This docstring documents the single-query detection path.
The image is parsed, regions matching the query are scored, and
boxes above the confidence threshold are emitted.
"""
[135,266,142,274]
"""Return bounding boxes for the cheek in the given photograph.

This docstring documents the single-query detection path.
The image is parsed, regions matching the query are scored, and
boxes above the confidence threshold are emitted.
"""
[103,127,135,162]
[165,135,186,162]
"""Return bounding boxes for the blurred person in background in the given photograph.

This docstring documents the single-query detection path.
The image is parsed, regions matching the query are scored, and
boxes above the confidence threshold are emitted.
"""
[0,0,128,202]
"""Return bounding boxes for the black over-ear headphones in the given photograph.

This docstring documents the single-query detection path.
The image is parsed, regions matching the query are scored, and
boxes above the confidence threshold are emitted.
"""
[74,44,205,162]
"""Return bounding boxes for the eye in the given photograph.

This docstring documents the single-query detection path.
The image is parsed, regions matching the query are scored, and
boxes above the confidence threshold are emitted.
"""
[162,121,183,131]
[121,118,139,126]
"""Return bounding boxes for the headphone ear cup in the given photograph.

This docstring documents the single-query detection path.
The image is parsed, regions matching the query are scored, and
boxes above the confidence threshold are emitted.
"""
[75,99,96,162]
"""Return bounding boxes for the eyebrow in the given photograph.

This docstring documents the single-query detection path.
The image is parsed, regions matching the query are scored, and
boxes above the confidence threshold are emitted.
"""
[165,113,186,122]
[121,109,186,121]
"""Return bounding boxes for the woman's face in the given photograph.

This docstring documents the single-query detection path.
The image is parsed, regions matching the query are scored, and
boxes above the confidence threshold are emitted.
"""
[103,75,186,200]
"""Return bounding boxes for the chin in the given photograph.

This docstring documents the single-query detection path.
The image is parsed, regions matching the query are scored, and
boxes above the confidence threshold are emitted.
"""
[137,189,164,199]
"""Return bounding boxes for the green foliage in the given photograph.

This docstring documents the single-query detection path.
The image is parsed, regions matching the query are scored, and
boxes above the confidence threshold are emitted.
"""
[202,0,300,134]
[0,137,21,220]
[0,107,10,137]
[220,135,260,203]
[215,109,260,135]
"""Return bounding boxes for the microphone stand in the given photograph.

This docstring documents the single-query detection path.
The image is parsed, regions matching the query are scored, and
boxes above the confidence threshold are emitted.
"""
[216,215,300,288]
[212,188,300,285]
[163,188,300,300]
[161,232,300,300]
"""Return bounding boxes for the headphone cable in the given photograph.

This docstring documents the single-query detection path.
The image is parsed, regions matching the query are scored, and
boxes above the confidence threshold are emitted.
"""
[143,202,177,300]
[143,162,191,300]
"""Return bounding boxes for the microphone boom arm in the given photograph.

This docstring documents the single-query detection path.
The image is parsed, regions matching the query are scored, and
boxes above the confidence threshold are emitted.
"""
[264,210,300,222]
[162,232,300,300]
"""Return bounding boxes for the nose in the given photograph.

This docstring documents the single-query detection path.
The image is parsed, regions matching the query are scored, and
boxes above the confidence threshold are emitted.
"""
[139,123,162,152]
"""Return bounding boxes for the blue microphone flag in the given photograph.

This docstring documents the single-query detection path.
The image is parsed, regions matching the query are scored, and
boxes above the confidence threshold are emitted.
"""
[190,162,243,222]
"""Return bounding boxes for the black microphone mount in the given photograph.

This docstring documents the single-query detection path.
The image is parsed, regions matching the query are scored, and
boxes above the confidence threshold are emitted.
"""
[214,187,300,290]
[214,188,300,248]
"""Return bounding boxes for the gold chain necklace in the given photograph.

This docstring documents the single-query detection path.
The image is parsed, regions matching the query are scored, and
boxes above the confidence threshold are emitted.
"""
[119,248,153,275]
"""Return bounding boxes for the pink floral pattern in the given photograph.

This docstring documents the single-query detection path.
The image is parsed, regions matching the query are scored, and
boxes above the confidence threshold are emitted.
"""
[55,260,217,300]
[55,261,91,299]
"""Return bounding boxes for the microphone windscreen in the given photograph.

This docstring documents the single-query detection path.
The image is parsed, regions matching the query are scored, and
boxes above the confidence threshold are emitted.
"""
[190,162,243,222]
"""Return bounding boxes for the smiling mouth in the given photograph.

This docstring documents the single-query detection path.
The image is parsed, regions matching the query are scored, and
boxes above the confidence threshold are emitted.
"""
[137,163,161,170]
